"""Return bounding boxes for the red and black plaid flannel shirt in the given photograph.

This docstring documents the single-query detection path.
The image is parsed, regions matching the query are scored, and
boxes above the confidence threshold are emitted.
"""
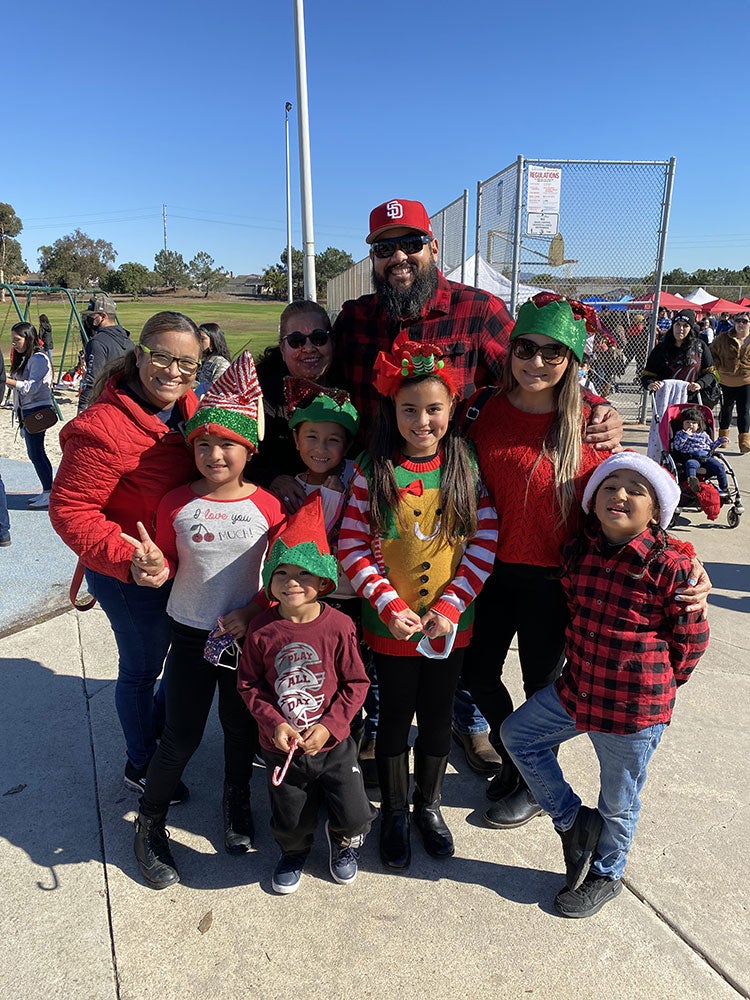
[332,271,514,419]
[556,527,709,734]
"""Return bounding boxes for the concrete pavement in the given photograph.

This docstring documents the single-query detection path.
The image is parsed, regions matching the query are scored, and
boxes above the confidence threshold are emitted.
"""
[1,425,748,1000]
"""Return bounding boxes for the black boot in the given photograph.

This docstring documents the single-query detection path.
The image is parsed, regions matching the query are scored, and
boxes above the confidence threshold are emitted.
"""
[413,750,454,858]
[134,810,179,889]
[486,760,521,802]
[376,751,411,869]
[223,782,255,854]
[483,779,543,829]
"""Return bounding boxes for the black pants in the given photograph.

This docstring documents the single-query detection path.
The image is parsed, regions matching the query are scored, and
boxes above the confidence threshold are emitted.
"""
[141,619,258,816]
[719,383,749,434]
[374,648,465,758]
[462,561,568,745]
[263,737,375,854]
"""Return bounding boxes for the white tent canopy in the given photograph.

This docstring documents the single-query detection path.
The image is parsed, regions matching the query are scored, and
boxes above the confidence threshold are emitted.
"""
[445,254,550,307]
[684,287,717,305]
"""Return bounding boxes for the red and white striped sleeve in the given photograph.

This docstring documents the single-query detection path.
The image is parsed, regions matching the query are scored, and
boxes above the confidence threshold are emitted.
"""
[430,481,498,624]
[338,466,411,625]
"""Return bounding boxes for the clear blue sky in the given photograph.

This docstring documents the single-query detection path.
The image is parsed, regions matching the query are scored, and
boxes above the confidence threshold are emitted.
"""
[6,0,747,279]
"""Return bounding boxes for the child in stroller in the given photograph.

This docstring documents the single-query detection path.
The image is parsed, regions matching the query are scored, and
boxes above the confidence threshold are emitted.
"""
[671,406,729,497]
[659,403,744,528]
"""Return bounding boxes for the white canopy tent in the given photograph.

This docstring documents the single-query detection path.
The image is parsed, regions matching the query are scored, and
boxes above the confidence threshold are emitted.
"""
[445,255,550,307]
[684,287,717,306]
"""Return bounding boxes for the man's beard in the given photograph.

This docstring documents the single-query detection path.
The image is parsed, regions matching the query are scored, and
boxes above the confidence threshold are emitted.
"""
[372,258,439,322]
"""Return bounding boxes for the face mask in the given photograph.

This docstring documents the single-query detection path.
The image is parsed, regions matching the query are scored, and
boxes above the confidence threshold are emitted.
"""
[83,315,99,337]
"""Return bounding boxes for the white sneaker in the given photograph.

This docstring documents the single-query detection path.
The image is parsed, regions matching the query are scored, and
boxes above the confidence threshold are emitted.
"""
[28,491,51,509]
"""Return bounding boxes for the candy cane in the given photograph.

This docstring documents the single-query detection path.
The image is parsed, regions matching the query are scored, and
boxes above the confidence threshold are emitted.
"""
[272,738,299,786]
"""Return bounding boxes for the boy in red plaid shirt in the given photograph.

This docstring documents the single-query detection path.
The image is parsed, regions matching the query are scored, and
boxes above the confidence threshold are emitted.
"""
[501,452,709,918]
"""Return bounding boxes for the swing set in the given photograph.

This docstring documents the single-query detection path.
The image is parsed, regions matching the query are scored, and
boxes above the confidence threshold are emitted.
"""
[0,282,117,384]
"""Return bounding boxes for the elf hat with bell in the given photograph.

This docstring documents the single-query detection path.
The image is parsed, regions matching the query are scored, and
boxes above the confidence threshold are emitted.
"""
[185,350,265,451]
[262,494,338,598]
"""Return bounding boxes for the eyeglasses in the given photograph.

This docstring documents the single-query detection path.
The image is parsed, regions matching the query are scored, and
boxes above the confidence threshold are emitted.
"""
[371,235,430,259]
[734,318,749,324]
[511,337,569,365]
[281,330,332,349]
[138,344,200,376]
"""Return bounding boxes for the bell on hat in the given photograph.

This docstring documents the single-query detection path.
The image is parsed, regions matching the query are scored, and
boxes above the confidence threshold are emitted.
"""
[262,494,338,597]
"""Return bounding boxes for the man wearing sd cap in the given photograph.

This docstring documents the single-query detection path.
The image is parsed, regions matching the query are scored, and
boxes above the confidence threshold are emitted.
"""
[332,198,623,775]
[78,293,133,412]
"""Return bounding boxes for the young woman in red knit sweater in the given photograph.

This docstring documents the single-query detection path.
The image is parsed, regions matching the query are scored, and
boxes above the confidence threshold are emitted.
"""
[339,342,497,870]
[463,296,609,829]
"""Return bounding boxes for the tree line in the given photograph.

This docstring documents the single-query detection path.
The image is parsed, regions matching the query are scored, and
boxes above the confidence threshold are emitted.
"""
[1,201,357,302]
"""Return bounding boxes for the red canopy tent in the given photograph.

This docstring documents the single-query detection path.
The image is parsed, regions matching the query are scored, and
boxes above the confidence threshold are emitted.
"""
[737,297,750,308]
[700,297,748,315]
[627,291,699,311]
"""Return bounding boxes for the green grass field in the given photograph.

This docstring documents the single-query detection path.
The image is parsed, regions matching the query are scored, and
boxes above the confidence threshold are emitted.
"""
[0,294,286,373]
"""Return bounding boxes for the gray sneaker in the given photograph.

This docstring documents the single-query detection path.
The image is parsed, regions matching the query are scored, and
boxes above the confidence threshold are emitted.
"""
[326,821,361,885]
[272,851,307,894]
[554,871,622,918]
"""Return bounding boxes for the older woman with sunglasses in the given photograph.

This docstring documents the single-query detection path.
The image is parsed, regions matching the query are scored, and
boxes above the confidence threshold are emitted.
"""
[253,300,347,512]
[49,312,202,798]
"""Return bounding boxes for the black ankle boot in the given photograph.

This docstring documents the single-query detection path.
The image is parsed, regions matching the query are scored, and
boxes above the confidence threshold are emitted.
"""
[134,811,179,889]
[376,751,411,869]
[486,760,521,802]
[483,780,543,829]
[223,782,255,854]
[413,750,454,858]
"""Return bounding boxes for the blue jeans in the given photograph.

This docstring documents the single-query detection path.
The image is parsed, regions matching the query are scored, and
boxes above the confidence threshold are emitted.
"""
[684,456,727,491]
[0,471,9,539]
[501,682,665,880]
[85,569,173,769]
[452,683,489,735]
[21,423,54,491]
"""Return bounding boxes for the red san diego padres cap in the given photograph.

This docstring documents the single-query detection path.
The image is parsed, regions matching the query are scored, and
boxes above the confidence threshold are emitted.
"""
[366,199,433,244]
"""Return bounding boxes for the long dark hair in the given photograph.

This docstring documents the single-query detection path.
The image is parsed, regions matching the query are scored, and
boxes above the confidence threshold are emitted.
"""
[368,374,478,544]
[10,322,43,376]
[90,311,201,404]
[198,322,231,361]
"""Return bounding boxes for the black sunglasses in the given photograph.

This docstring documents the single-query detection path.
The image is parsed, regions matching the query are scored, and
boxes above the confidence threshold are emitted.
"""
[371,234,431,259]
[281,329,332,350]
[511,337,569,365]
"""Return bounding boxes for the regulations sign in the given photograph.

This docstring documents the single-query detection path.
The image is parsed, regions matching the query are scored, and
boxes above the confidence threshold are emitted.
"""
[526,166,561,235]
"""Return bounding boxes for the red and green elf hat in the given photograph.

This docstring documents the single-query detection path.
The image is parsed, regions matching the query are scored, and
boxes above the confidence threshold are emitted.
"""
[262,494,338,598]
[372,339,459,398]
[511,294,590,362]
[284,377,359,437]
[185,351,264,451]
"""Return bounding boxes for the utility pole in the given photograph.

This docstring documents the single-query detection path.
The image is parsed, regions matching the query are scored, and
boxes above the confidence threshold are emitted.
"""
[285,102,294,303]
[162,204,168,252]
[293,0,316,300]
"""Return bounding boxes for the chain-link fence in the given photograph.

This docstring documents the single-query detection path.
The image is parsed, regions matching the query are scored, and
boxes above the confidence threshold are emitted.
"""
[326,194,469,317]
[477,158,675,421]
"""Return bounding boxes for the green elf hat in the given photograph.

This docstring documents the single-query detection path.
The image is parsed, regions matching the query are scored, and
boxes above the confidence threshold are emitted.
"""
[511,297,588,362]
[284,377,359,437]
[262,494,338,598]
[185,351,264,452]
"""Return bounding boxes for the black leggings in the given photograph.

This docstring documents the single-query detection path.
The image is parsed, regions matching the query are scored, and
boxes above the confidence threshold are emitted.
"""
[719,383,749,434]
[462,561,568,745]
[374,648,464,758]
[141,619,258,816]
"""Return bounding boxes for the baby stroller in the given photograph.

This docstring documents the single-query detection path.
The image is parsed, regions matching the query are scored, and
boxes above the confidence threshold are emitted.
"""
[657,402,744,528]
